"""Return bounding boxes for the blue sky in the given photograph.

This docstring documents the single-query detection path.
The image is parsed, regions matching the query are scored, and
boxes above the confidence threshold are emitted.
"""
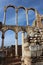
[0,0,43,46]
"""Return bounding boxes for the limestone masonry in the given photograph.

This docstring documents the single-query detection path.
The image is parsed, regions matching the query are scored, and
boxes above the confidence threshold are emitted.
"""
[0,5,43,65]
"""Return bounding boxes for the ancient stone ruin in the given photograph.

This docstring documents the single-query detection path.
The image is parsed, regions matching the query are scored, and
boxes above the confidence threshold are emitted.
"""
[0,5,43,65]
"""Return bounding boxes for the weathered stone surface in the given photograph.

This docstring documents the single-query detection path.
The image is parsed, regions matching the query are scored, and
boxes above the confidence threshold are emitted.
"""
[0,5,43,65]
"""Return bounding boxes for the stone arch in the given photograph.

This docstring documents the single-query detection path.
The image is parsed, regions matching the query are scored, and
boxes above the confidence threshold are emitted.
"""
[5,5,16,10]
[4,30,15,46]
[4,29,15,34]
[18,31,26,56]
[28,8,38,15]
[18,6,25,10]
[27,8,38,26]
[4,5,17,25]
[18,6,26,26]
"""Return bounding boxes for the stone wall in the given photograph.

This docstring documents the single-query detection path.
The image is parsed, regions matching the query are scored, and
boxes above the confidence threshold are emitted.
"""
[22,28,43,65]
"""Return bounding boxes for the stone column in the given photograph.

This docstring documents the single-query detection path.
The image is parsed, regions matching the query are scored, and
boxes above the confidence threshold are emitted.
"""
[16,9,18,25]
[21,31,25,65]
[15,33,18,57]
[26,9,28,25]
[1,32,4,49]
[4,7,6,25]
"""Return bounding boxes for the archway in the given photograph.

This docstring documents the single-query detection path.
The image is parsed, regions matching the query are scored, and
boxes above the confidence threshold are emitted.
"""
[4,5,16,25]
[4,30,15,46]
[28,9,36,26]
[18,31,22,56]
[4,30,15,56]
[18,31,27,45]
[27,8,38,26]
[18,7,26,26]
[6,8,16,25]
[18,31,27,56]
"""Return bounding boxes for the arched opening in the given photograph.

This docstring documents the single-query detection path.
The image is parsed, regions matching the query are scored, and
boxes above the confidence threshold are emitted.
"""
[18,31,27,45]
[4,30,15,46]
[6,7,16,25]
[28,10,36,26]
[4,30,15,57]
[18,31,22,56]
[0,31,2,47]
[18,8,26,26]
[18,31,27,56]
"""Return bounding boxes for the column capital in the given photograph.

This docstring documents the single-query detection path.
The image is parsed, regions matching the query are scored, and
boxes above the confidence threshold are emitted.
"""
[26,8,28,13]
[4,6,6,12]
[16,8,18,13]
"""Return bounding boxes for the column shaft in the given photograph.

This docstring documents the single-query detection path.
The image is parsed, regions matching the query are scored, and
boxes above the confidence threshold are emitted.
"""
[21,31,25,65]
[2,33,4,49]
[22,31,25,57]
[16,9,18,25]
[4,10,6,25]
[26,9,28,25]
[15,33,18,57]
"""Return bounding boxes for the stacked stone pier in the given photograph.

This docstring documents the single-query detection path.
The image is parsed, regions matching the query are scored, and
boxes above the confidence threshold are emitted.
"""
[22,28,43,65]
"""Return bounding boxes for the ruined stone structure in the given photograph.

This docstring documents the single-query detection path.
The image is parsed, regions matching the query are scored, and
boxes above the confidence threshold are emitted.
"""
[0,5,43,65]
